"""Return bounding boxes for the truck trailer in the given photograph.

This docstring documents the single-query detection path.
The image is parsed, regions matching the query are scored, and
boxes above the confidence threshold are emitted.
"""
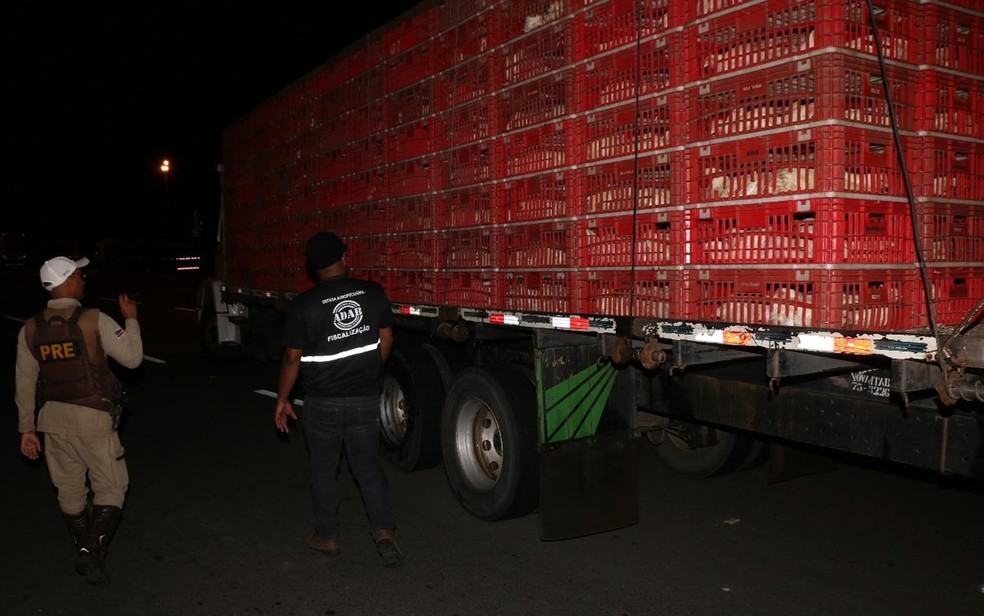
[200,0,984,539]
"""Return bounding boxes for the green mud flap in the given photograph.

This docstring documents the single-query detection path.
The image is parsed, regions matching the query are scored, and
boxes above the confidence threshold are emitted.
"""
[538,431,640,541]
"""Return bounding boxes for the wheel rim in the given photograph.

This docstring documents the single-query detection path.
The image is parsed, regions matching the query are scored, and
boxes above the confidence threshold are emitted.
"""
[379,373,406,447]
[453,396,502,492]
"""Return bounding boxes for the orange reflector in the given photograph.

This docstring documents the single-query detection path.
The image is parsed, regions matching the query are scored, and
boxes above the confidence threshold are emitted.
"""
[833,337,873,354]
[723,331,752,345]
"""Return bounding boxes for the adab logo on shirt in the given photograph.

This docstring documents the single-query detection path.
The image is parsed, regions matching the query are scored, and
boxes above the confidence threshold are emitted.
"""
[333,299,364,331]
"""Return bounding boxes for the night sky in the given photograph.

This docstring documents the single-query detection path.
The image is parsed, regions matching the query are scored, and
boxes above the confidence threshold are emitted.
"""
[4,2,413,255]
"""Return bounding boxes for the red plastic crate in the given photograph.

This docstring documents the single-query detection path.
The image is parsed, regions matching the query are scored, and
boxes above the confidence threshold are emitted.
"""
[689,0,751,20]
[688,198,924,265]
[692,266,918,331]
[499,121,572,177]
[576,0,686,60]
[377,269,442,305]
[315,99,350,143]
[917,2,984,76]
[344,138,379,175]
[347,105,371,141]
[578,210,683,267]
[343,234,380,268]
[310,203,378,238]
[443,270,501,309]
[385,43,437,94]
[502,221,576,268]
[912,135,984,202]
[915,202,984,263]
[575,33,683,111]
[347,170,381,204]
[497,0,574,43]
[317,145,352,181]
[379,232,439,269]
[504,270,574,314]
[436,8,498,70]
[440,97,496,145]
[313,59,350,96]
[497,69,574,132]
[345,47,369,82]
[499,21,573,86]
[383,81,435,128]
[580,152,681,214]
[446,185,496,227]
[435,55,493,109]
[575,268,690,318]
[690,0,919,82]
[288,159,316,189]
[918,69,984,139]
[383,7,435,57]
[317,176,349,207]
[385,195,440,233]
[384,156,448,198]
[383,117,444,164]
[689,125,916,203]
[436,0,494,31]
[448,140,496,187]
[910,267,984,327]
[689,52,919,142]
[289,186,319,215]
[442,228,500,268]
[500,171,575,222]
[578,96,680,163]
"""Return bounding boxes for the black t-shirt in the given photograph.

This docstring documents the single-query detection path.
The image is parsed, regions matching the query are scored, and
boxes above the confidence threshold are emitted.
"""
[281,275,394,397]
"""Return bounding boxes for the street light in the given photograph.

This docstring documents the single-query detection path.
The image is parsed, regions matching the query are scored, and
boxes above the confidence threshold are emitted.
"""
[160,159,170,194]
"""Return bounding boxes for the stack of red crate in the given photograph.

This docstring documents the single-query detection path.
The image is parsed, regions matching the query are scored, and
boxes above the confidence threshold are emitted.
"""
[677,0,984,331]
[224,0,984,328]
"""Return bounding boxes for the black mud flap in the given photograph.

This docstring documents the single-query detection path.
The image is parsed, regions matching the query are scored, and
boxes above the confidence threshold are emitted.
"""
[538,431,640,541]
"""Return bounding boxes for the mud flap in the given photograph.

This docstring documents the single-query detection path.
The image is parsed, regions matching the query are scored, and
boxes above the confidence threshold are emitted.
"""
[538,431,639,541]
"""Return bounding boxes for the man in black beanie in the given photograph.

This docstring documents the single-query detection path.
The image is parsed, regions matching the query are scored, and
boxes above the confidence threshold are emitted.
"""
[275,231,403,567]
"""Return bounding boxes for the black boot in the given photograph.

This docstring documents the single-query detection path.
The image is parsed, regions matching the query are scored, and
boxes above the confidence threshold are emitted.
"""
[63,510,97,578]
[80,505,122,587]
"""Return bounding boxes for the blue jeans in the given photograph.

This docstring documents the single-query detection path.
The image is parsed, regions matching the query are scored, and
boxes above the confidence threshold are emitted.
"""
[301,394,394,540]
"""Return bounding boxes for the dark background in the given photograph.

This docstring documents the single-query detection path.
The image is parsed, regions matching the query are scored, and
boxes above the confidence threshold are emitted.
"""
[3,2,414,259]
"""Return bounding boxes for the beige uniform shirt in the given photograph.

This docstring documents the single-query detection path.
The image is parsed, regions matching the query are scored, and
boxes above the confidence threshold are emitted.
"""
[15,298,143,437]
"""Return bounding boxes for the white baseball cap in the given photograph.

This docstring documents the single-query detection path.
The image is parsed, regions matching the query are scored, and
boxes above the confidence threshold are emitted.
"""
[40,256,90,290]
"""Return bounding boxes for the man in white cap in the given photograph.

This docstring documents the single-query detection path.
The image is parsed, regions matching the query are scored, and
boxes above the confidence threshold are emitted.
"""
[14,255,143,586]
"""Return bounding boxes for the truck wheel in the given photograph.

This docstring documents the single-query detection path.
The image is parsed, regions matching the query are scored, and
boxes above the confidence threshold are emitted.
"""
[380,342,445,471]
[441,367,539,521]
[649,420,760,478]
[198,304,243,363]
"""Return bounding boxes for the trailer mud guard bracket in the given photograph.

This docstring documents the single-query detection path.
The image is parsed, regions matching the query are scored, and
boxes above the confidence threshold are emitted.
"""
[538,432,639,541]
[210,280,242,346]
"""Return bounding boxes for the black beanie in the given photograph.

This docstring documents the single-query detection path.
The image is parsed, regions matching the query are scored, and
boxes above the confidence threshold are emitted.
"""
[305,231,347,271]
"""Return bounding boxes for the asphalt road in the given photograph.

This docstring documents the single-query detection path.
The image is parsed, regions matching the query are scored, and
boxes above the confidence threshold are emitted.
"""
[2,267,984,616]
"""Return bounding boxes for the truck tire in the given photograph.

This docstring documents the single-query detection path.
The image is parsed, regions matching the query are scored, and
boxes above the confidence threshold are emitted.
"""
[650,420,761,478]
[441,366,539,521]
[198,304,243,364]
[380,342,445,471]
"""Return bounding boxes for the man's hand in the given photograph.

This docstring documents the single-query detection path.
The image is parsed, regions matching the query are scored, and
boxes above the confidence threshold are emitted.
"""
[119,293,138,320]
[275,399,297,433]
[20,432,41,460]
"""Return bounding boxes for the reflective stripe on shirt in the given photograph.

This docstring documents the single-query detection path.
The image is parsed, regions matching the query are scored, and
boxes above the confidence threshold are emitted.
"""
[301,340,380,363]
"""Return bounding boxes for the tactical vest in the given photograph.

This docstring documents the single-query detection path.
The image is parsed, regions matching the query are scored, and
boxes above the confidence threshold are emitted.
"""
[25,306,119,413]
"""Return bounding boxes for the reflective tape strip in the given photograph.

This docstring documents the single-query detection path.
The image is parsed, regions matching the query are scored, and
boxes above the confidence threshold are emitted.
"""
[301,340,380,363]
